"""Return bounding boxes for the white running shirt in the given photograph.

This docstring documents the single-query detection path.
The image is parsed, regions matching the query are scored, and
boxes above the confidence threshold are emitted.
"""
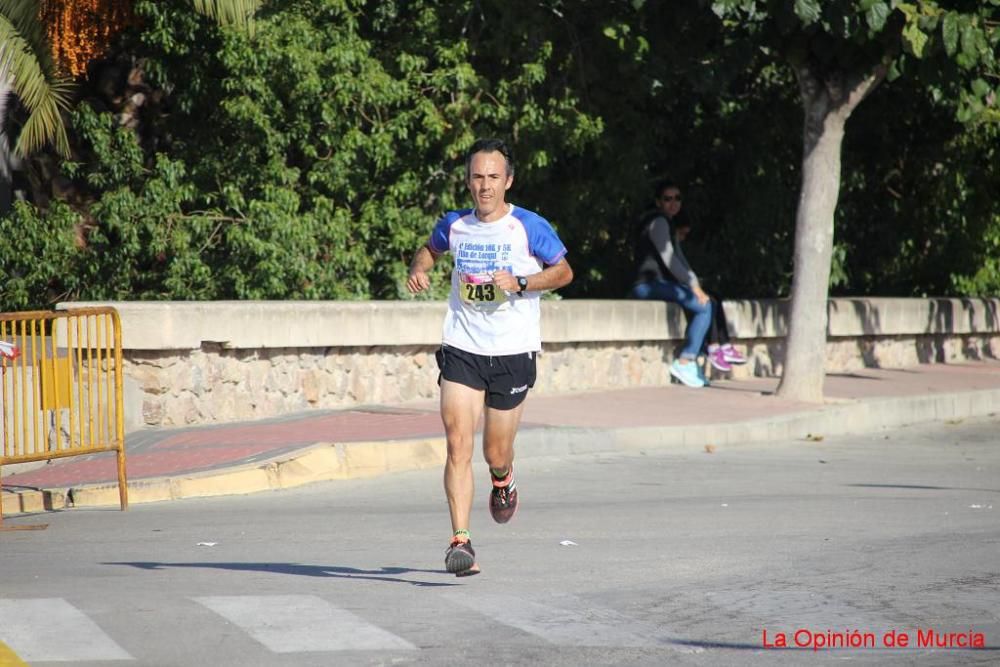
[428,204,568,356]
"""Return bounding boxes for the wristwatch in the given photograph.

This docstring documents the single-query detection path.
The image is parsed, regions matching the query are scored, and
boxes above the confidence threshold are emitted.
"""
[516,276,529,296]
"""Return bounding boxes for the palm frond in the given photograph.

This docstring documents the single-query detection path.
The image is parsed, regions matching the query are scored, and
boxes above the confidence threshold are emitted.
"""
[0,14,72,157]
[188,0,264,34]
[15,78,72,157]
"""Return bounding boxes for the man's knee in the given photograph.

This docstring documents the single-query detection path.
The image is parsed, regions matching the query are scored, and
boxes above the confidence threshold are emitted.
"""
[482,431,515,455]
[446,448,473,468]
[443,421,475,453]
[445,433,475,465]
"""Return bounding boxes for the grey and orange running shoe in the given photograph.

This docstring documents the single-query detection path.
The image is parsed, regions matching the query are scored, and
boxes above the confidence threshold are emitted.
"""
[489,469,518,524]
[445,538,480,576]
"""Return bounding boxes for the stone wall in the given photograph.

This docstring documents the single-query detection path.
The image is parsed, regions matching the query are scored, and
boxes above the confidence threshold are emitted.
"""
[59,298,1000,429]
[128,345,443,426]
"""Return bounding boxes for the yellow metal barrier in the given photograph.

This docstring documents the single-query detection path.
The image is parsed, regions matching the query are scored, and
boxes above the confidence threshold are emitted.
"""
[0,307,127,527]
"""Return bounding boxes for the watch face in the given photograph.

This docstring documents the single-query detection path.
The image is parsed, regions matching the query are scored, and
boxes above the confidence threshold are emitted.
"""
[518,277,528,290]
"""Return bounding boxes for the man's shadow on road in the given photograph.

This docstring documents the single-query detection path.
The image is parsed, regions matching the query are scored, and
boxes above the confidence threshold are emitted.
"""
[103,561,459,587]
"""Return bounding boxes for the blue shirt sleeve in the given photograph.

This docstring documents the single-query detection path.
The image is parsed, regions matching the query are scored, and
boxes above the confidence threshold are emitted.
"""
[428,209,471,254]
[512,208,568,265]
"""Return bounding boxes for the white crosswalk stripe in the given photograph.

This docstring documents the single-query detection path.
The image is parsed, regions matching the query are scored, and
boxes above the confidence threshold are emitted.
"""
[441,591,700,652]
[0,598,132,662]
[195,594,417,653]
[0,592,691,660]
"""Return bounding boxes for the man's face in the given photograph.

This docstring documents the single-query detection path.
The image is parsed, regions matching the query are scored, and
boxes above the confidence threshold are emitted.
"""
[467,150,513,221]
[657,187,682,219]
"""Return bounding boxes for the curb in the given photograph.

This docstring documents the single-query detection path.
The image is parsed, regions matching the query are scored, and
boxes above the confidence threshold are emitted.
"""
[2,438,447,515]
[4,387,1000,514]
[593,387,1000,452]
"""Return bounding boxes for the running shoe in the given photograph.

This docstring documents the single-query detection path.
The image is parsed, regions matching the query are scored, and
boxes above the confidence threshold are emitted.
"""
[670,359,705,388]
[708,346,733,372]
[721,343,747,364]
[489,469,518,524]
[445,538,480,576]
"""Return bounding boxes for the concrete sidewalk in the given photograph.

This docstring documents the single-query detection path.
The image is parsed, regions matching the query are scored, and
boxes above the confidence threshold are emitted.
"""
[3,361,1000,515]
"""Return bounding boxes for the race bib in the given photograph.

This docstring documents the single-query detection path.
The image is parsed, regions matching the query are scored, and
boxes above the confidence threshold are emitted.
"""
[459,273,507,308]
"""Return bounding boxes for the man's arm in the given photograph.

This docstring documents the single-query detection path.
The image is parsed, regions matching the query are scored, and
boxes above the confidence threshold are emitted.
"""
[407,244,440,293]
[493,258,573,294]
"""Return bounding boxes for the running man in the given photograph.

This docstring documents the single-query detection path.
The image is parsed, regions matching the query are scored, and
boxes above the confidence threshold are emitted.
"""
[407,138,573,576]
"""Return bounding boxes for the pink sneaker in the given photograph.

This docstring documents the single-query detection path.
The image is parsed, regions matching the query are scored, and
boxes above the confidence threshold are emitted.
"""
[708,346,732,372]
[721,344,746,364]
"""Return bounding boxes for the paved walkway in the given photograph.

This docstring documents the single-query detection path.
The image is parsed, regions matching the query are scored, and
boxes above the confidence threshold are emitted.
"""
[3,361,1000,514]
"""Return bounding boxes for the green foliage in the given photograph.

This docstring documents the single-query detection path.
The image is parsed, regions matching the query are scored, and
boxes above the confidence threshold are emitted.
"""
[0,200,79,309]
[951,230,1000,297]
[709,1,1000,124]
[3,0,606,309]
[838,94,1000,297]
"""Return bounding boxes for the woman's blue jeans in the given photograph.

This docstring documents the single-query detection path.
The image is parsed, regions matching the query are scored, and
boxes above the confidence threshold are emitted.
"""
[630,279,712,359]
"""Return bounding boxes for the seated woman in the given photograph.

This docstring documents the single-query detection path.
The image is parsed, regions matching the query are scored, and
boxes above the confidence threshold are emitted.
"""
[631,180,745,387]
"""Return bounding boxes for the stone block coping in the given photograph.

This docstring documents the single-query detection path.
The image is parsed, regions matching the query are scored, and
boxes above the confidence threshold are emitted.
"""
[56,297,1000,350]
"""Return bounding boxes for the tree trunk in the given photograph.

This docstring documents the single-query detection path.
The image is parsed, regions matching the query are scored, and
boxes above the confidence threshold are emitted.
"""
[776,62,886,402]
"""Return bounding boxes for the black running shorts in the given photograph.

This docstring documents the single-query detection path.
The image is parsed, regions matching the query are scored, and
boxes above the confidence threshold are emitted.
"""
[435,345,537,410]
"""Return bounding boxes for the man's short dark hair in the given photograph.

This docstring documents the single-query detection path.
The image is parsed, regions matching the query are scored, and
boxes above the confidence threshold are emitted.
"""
[465,138,515,179]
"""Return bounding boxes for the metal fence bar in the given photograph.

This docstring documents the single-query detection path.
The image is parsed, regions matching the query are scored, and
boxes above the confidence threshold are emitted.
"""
[74,315,84,449]
[41,319,51,456]
[68,316,78,452]
[87,314,94,449]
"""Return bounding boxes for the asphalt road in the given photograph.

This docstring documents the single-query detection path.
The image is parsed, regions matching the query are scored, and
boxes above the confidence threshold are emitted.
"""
[1,416,998,666]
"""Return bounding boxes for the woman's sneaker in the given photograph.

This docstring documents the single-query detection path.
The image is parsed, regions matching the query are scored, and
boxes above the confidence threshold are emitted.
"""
[708,346,733,372]
[696,363,711,387]
[445,538,480,576]
[489,469,518,524]
[670,359,705,388]
[721,344,747,364]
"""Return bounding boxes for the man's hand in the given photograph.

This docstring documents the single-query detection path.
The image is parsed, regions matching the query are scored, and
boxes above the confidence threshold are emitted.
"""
[491,269,519,293]
[407,245,437,293]
[407,270,431,293]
